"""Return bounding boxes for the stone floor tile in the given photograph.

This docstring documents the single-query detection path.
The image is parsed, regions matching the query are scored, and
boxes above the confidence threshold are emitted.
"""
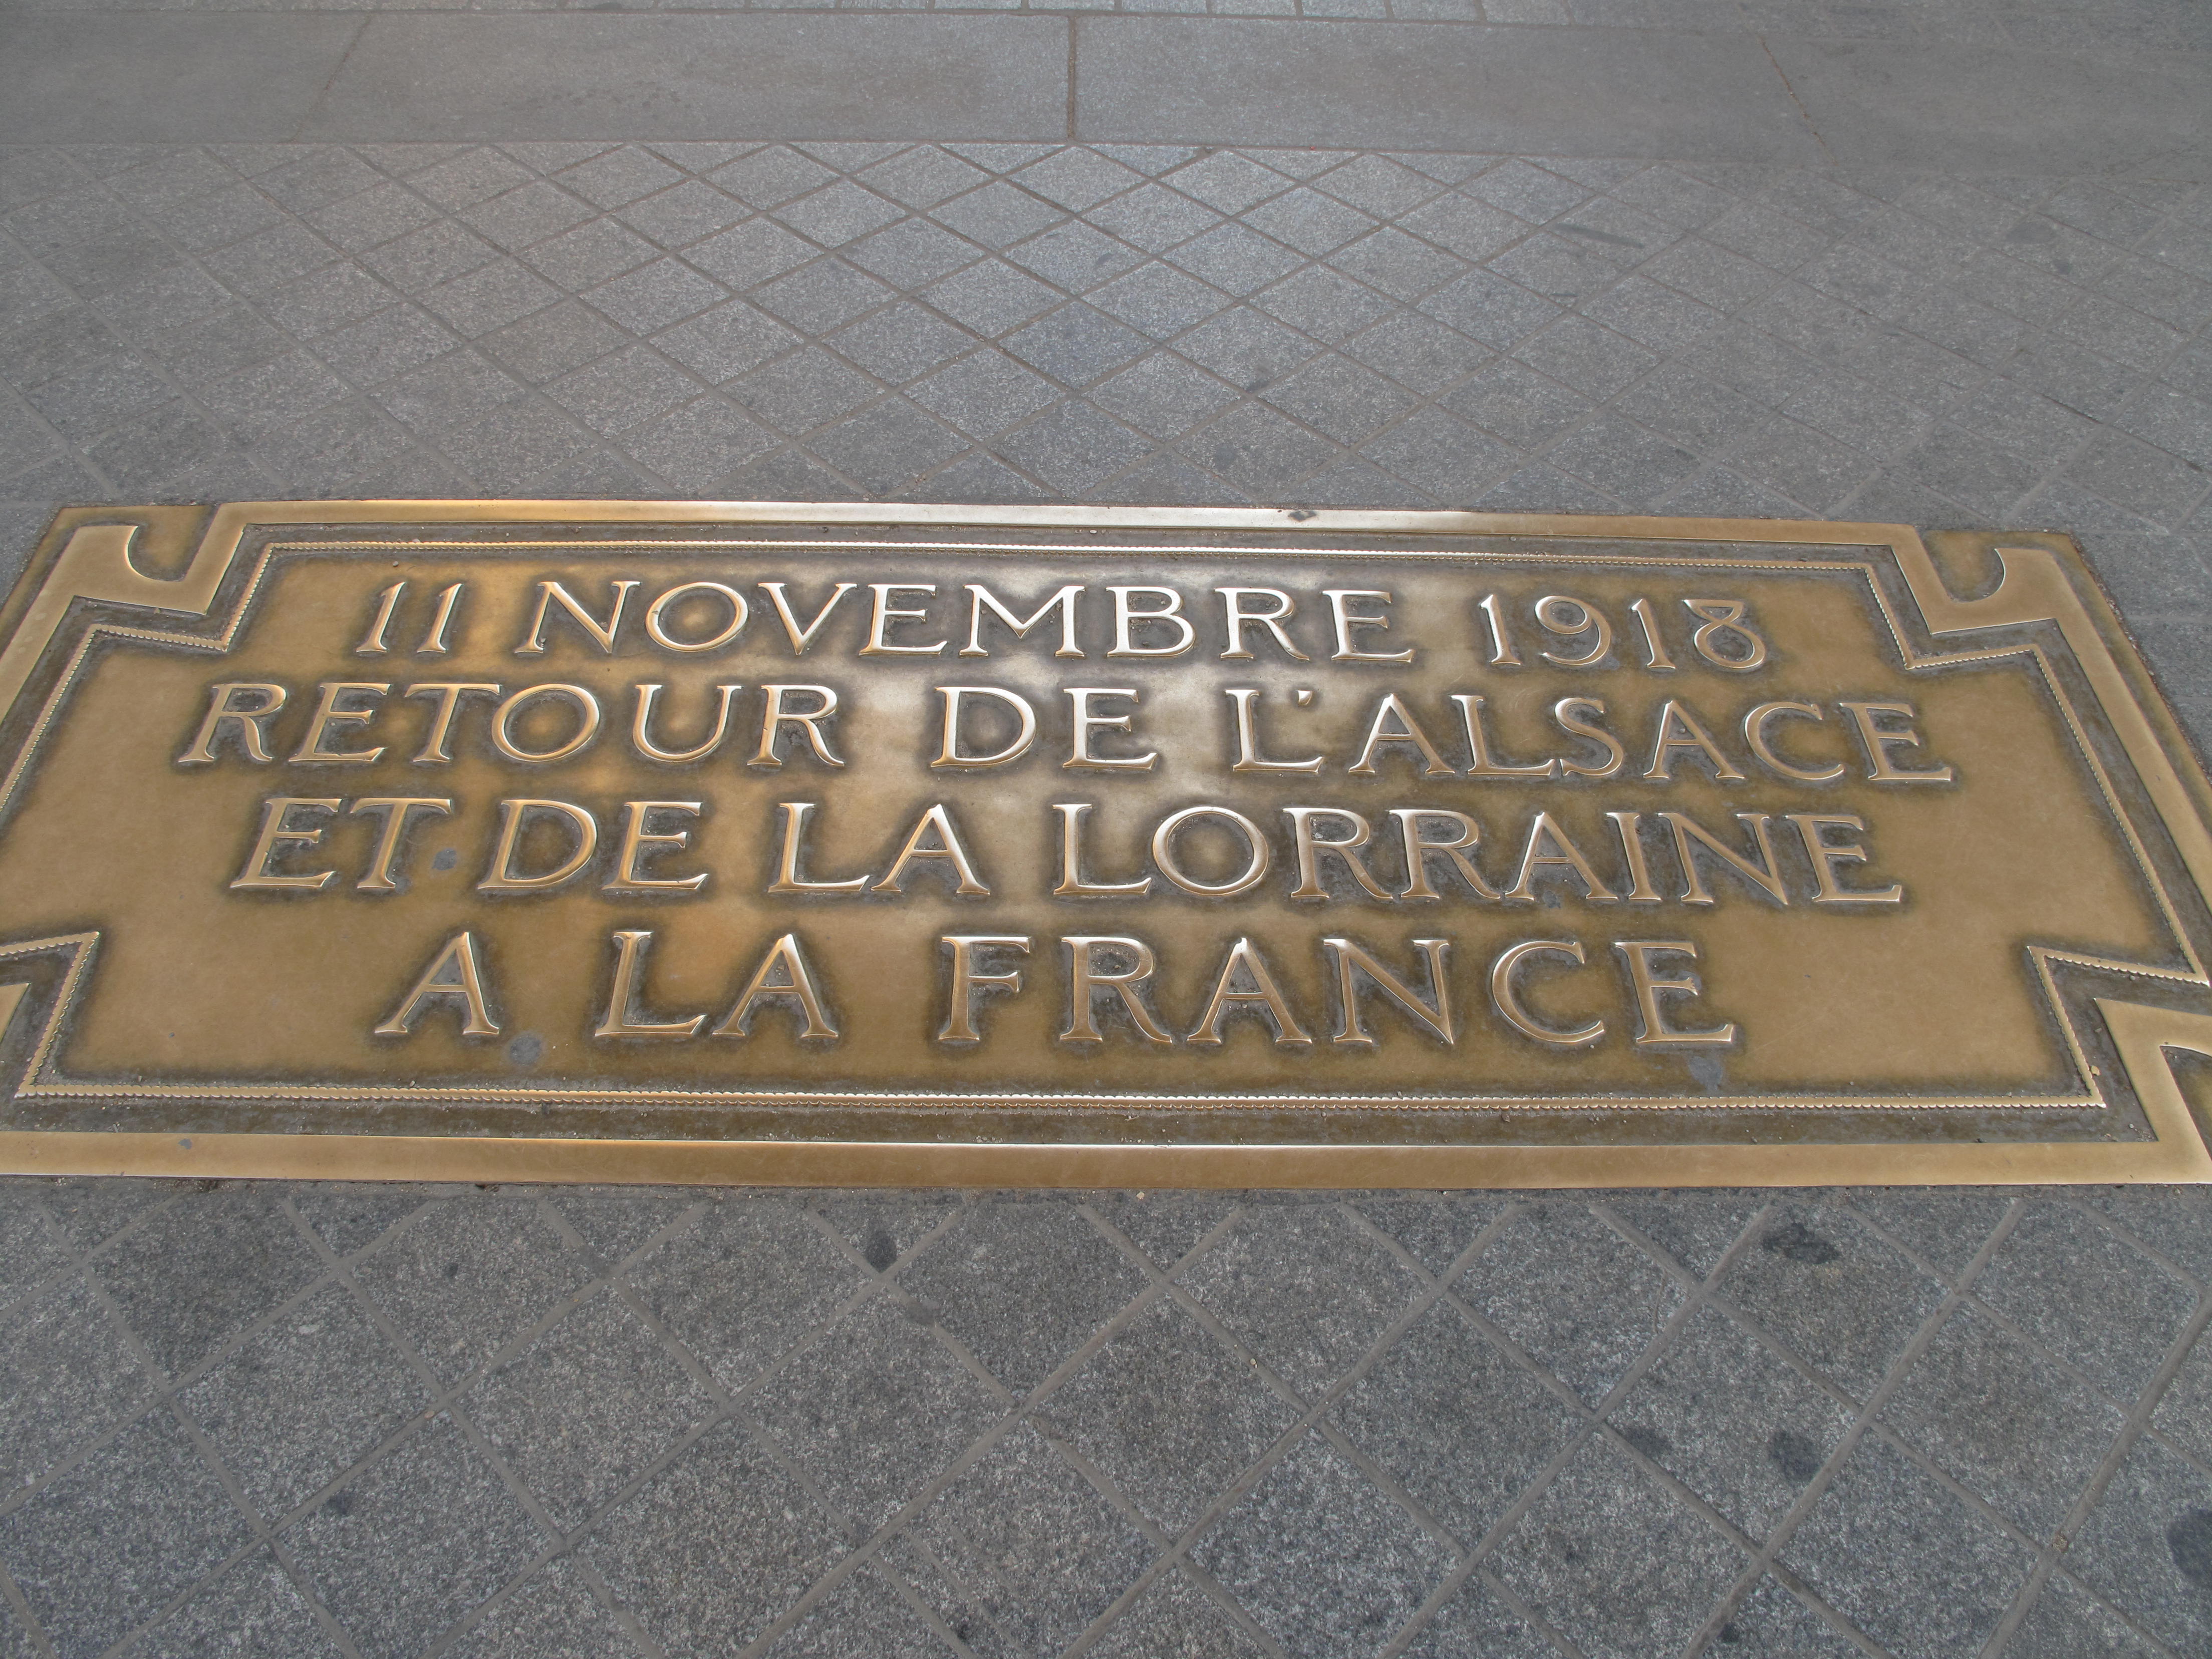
[758,1562,945,1659]
[1705,1574,1863,1657]
[1610,1304,1853,1543]
[466,1293,715,1531]
[1086,1566,1265,1657]
[614,180,748,252]
[1719,1199,1946,1403]
[914,451,1052,503]
[1397,1571,1554,1659]
[845,217,978,292]
[134,1548,341,1659]
[827,300,974,385]
[1089,351,1239,439]
[752,1294,1005,1532]
[583,256,729,336]
[581,1417,849,1652]
[1442,358,1590,447]
[1263,353,1413,443]
[350,1197,599,1388]
[419,259,561,340]
[460,180,596,256]
[0,1187,64,1311]
[1342,310,1492,394]
[1330,1298,1580,1546]
[1165,153,1294,218]
[1971,1200,2200,1405]
[2004,1569,2166,1658]
[663,217,812,295]
[1091,451,1253,504]
[1881,1300,2125,1539]
[2065,1432,2212,1654]
[650,298,798,385]
[1841,1188,2014,1279]
[1086,1191,1238,1272]
[2073,1185,2212,1285]
[773,182,907,252]
[1348,1196,1504,1278]
[930,181,1066,253]
[448,1557,642,1659]
[0,1408,254,1659]
[1181,402,1338,496]
[556,147,684,214]
[1546,411,1702,506]
[1001,303,1150,388]
[895,1201,1145,1397]
[1512,315,1660,399]
[1178,1202,1422,1401]
[1602,1192,1763,1282]
[909,1423,1153,1654]
[994,400,1151,493]
[816,1195,961,1271]
[545,343,704,436]
[809,397,969,493]
[1489,1435,1746,1659]
[1048,1292,1295,1535]
[88,1188,321,1382]
[1088,183,1226,258]
[620,1199,860,1394]
[1088,260,1230,341]
[1457,1202,1683,1405]
[626,394,776,490]
[907,348,1061,440]
[1193,1431,1454,1659]
[181,1281,427,1521]
[286,1414,539,1659]
[0,1270,153,1492]
[1245,188,1378,260]
[1007,220,1149,295]
[709,148,840,213]
[727,346,883,436]
[2151,1328,2212,1470]
[860,148,991,214]
[1780,1434,2031,1659]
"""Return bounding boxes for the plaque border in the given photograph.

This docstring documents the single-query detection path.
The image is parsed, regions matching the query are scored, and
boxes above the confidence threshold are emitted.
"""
[0,499,2206,1189]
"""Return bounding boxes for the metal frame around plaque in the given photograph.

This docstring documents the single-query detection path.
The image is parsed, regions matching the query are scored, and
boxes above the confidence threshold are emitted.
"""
[0,500,2205,1188]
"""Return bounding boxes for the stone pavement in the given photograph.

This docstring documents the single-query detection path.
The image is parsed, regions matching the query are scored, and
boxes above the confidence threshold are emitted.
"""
[4,1,2212,1654]
[3,1182,2211,1658]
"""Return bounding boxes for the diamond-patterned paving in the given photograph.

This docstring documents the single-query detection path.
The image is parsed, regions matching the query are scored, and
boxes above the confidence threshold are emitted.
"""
[0,1182,2207,1655]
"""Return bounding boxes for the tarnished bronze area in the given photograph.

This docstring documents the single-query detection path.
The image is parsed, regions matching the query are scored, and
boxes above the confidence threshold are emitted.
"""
[0,501,2205,1187]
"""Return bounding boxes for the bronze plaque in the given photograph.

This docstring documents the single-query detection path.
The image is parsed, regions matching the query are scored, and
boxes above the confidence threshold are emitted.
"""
[0,500,2206,1188]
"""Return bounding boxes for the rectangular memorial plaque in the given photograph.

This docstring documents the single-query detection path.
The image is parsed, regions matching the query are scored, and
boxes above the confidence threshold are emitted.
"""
[0,500,2206,1188]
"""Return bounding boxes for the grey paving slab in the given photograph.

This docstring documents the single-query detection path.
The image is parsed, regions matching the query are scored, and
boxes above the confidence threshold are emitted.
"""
[1077,21,1828,160]
[1770,37,2212,178]
[0,15,359,145]
[305,16,1071,144]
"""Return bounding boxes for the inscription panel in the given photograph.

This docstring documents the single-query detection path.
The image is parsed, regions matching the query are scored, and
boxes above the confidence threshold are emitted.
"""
[0,502,2205,1187]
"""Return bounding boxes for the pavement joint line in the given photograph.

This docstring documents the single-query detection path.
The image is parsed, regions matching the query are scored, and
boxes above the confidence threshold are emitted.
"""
[20,1189,367,1659]
[1980,1282,2212,1659]
[1687,1196,2031,1657]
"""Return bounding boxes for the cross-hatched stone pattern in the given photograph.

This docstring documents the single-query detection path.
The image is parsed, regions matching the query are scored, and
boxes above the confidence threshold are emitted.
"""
[0,1180,2207,1657]
[10,138,2212,721]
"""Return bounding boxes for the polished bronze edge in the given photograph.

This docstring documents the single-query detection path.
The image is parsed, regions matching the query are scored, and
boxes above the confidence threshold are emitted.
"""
[0,1129,2202,1190]
[3,503,2208,1188]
